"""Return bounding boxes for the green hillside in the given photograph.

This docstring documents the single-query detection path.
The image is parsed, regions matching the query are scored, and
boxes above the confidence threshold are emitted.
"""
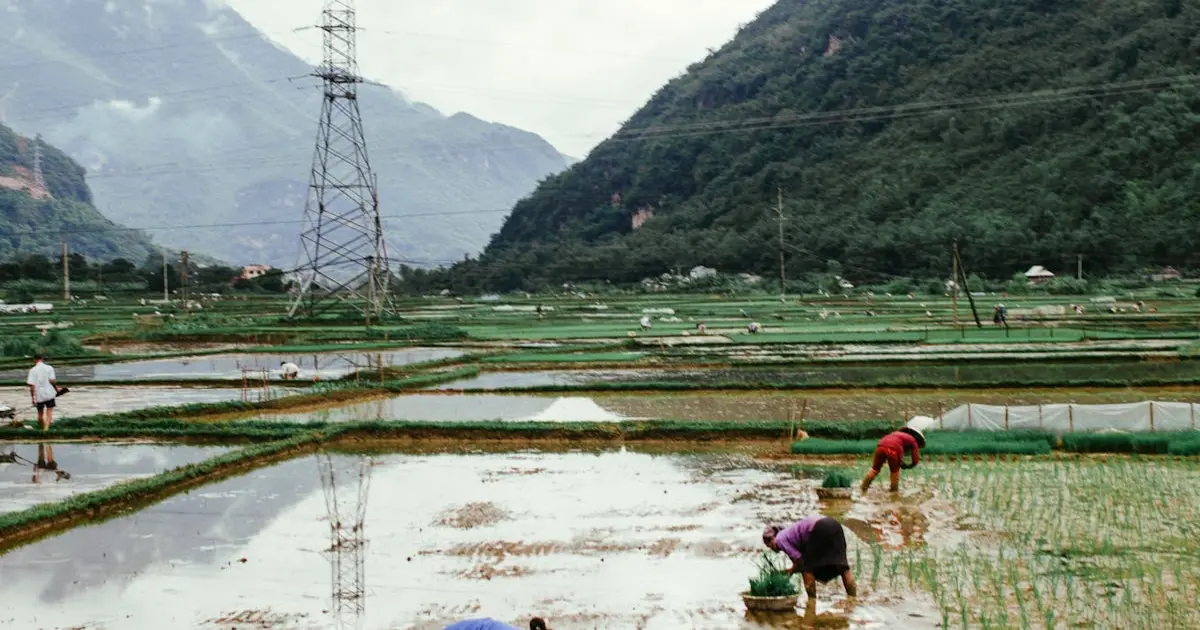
[456,0,1200,291]
[0,123,153,262]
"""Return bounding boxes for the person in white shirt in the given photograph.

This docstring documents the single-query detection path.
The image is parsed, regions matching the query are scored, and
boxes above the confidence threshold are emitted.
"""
[26,353,59,431]
[280,361,301,380]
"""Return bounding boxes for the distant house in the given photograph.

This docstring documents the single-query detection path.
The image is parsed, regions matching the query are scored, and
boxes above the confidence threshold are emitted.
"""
[1024,265,1055,285]
[241,264,270,280]
[1150,266,1182,282]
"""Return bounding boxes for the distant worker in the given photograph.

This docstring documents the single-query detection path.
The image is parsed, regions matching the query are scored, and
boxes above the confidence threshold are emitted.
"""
[640,316,652,330]
[280,361,301,381]
[696,322,707,335]
[860,425,925,493]
[26,353,60,432]
[762,516,857,600]
[444,617,548,630]
[747,321,761,334]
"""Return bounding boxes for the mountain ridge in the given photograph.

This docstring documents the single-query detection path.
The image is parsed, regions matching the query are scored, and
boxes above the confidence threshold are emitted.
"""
[0,122,154,262]
[450,0,1200,291]
[0,0,570,267]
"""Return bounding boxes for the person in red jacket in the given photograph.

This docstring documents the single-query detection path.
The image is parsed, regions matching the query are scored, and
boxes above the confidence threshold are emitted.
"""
[860,426,925,493]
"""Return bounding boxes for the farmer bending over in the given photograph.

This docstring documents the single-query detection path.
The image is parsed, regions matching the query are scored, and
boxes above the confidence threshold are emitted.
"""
[280,361,300,381]
[444,617,548,630]
[26,353,60,432]
[860,426,925,493]
[762,515,857,600]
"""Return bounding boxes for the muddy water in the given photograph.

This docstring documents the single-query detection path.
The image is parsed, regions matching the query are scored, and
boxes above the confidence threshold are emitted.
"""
[0,348,465,382]
[0,450,940,629]
[595,389,1200,421]
[231,394,635,424]
[231,386,1200,424]
[438,360,1200,390]
[432,369,659,390]
[0,385,296,420]
[0,442,231,514]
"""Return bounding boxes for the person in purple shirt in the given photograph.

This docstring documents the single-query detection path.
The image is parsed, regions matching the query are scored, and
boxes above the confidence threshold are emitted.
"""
[762,515,857,600]
[444,617,547,630]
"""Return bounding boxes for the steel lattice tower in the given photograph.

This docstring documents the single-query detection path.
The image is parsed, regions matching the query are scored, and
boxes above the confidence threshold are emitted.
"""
[318,452,372,630]
[290,0,393,321]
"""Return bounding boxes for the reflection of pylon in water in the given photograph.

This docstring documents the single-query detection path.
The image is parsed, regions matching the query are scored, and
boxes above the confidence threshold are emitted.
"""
[318,452,372,630]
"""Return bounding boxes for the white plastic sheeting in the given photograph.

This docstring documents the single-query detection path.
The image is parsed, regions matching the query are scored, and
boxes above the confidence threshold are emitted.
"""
[940,402,1200,433]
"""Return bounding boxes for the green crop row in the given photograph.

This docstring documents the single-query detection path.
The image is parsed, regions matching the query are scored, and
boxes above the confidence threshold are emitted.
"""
[791,430,1200,456]
[1062,432,1200,455]
[801,419,902,440]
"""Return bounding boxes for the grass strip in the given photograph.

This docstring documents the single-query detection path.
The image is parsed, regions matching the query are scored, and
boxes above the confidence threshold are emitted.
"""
[0,432,328,553]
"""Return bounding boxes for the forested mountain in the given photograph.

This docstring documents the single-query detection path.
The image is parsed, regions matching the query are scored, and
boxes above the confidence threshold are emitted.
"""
[0,123,153,262]
[0,0,570,267]
[448,0,1200,291]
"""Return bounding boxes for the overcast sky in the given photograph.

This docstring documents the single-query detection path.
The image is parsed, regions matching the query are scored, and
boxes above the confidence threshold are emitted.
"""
[224,0,775,157]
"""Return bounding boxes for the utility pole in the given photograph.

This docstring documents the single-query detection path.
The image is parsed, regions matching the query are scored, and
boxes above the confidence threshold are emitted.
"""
[1077,254,1083,280]
[776,187,786,303]
[180,250,190,304]
[162,247,169,302]
[61,240,69,303]
[953,242,982,328]
[951,241,959,327]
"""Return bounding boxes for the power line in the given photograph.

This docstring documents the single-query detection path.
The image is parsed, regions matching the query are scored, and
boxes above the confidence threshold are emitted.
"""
[10,72,1196,185]
[0,208,513,239]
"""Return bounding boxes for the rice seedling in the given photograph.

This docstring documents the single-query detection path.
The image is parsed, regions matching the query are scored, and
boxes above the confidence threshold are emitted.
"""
[854,458,1200,628]
[747,551,798,597]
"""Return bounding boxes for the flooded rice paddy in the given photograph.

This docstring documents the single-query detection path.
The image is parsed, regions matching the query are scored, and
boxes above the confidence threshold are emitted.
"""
[0,348,464,382]
[230,388,1200,424]
[0,442,232,514]
[0,385,295,420]
[0,449,940,629]
[434,360,1200,390]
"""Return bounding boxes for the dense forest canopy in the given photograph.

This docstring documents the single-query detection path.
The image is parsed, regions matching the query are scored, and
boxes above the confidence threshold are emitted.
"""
[419,0,1200,293]
[0,123,153,262]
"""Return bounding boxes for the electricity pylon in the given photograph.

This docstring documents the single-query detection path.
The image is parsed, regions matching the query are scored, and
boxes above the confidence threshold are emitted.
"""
[290,0,393,322]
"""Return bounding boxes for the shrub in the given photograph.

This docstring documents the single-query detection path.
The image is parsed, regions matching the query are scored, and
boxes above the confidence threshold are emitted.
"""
[748,551,797,597]
[1,337,38,357]
[1,330,86,358]
[4,288,34,304]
